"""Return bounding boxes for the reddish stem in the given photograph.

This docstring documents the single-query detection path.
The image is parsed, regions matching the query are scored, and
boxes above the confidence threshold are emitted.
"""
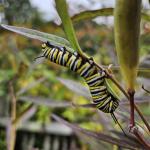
[128,89,135,128]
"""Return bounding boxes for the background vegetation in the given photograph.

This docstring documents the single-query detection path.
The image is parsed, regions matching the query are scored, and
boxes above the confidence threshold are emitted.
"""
[0,0,150,150]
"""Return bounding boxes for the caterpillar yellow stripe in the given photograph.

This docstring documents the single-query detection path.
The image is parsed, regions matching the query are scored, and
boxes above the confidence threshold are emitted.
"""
[40,42,119,114]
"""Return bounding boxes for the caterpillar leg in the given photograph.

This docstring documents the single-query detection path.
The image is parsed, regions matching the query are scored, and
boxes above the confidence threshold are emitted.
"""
[88,57,94,65]
[55,45,67,52]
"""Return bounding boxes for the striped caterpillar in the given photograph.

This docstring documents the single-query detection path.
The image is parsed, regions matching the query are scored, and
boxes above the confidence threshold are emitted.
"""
[36,41,125,134]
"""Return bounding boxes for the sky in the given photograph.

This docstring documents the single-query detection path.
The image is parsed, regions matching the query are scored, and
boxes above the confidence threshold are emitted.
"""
[30,0,149,25]
[30,0,114,24]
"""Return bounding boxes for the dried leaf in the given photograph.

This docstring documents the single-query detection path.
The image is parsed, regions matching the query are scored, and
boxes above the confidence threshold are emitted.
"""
[19,96,71,108]
[52,114,143,149]
[57,77,91,100]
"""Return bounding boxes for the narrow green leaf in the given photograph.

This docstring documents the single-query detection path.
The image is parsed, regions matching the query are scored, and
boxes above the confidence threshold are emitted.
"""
[114,0,141,90]
[71,8,149,23]
[55,0,84,56]
[72,8,113,22]
[1,24,74,52]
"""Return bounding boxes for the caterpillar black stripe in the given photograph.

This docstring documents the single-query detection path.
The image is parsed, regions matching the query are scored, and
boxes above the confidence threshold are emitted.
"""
[36,42,126,134]
[39,41,119,113]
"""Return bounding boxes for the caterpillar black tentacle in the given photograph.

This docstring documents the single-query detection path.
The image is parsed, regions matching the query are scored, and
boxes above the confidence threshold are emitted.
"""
[39,41,125,134]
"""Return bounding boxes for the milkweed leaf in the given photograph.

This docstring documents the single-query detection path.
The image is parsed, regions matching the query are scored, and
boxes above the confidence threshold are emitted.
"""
[114,0,141,89]
[1,24,74,52]
[52,114,143,149]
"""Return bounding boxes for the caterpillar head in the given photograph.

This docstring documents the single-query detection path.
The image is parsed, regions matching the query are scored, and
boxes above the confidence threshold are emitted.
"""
[42,42,53,50]
[41,42,54,56]
[42,43,46,49]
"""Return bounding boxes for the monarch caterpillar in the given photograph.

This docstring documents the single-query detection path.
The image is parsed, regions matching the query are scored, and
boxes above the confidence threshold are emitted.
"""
[36,41,125,134]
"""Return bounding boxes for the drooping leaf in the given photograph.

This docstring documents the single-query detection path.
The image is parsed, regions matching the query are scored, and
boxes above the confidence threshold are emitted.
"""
[57,77,91,100]
[72,8,113,22]
[114,0,141,90]
[16,77,46,96]
[52,114,143,149]
[71,8,149,23]
[0,24,74,52]
[55,0,84,56]
[19,96,72,108]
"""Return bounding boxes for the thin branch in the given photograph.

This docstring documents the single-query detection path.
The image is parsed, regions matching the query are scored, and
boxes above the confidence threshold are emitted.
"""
[12,104,34,125]
[10,82,16,122]
[8,81,17,150]
[142,85,150,94]
[128,89,135,128]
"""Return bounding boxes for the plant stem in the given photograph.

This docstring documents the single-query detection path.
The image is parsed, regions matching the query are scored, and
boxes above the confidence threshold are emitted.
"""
[9,81,17,150]
[109,73,150,132]
[128,89,135,128]
[12,104,34,125]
